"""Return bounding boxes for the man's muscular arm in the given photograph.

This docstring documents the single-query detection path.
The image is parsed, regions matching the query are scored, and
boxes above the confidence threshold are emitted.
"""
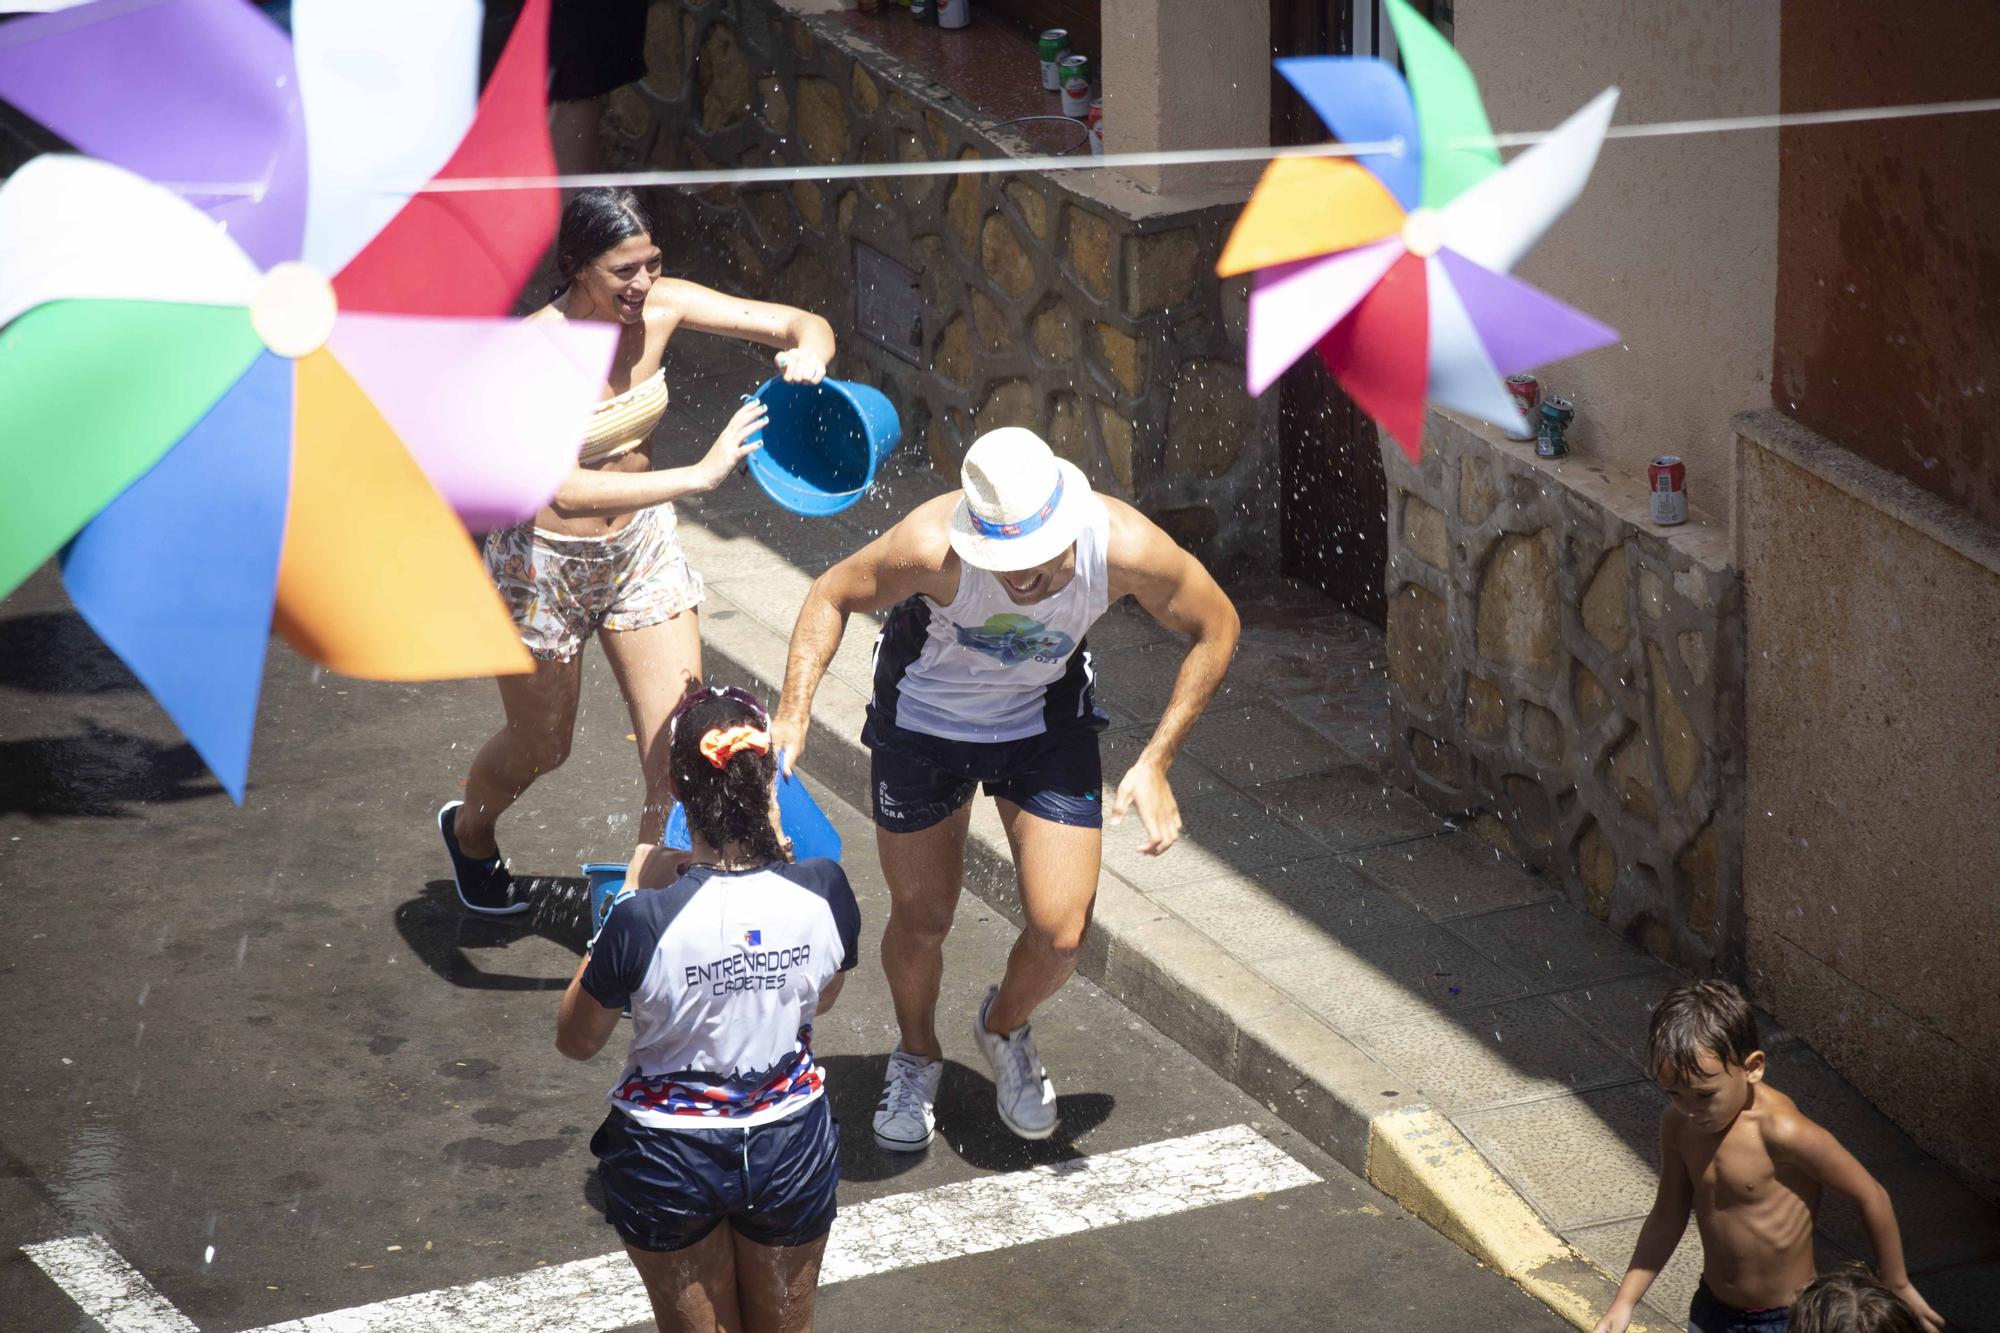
[1104,499,1240,854]
[771,496,959,776]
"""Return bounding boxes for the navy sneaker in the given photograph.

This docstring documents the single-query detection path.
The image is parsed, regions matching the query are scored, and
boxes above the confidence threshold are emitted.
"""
[438,800,528,916]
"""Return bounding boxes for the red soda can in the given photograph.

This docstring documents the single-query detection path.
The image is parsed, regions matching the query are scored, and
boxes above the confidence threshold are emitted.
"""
[1649,455,1688,525]
[1504,373,1539,439]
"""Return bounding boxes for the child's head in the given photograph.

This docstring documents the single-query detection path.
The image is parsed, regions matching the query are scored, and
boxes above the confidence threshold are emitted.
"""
[1791,1264,1923,1333]
[1647,979,1765,1130]
[668,685,789,866]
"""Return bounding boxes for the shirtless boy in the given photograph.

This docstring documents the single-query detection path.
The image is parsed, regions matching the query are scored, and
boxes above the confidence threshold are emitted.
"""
[1592,980,1942,1333]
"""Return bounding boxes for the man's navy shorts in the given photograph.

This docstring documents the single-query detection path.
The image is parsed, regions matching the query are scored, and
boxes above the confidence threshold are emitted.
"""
[590,1097,839,1252]
[863,711,1106,834]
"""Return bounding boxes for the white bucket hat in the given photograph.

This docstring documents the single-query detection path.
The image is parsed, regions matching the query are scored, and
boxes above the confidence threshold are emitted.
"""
[948,428,1093,572]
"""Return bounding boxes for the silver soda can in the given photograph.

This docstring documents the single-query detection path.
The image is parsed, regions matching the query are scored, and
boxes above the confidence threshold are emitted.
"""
[1059,53,1092,118]
[1039,28,1070,91]
[937,0,970,30]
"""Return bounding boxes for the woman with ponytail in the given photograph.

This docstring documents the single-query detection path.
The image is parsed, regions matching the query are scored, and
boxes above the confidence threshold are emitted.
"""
[440,187,836,916]
[558,686,859,1333]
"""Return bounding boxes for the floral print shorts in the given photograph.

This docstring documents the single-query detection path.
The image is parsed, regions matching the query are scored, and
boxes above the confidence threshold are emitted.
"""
[482,504,704,662]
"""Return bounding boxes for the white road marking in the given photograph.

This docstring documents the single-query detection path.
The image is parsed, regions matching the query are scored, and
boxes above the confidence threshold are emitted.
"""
[20,1234,200,1333]
[25,1123,1318,1333]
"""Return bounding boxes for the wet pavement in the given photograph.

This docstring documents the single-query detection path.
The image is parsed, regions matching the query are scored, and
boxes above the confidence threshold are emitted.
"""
[0,552,1569,1329]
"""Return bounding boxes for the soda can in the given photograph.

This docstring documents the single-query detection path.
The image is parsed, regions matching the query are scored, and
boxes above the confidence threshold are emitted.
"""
[1086,97,1104,156]
[1535,395,1574,459]
[1059,53,1092,117]
[1503,373,1539,440]
[1649,455,1688,525]
[911,0,929,17]
[1039,29,1070,91]
[937,0,970,29]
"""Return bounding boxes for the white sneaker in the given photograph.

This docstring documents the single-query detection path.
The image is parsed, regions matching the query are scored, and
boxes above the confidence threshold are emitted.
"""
[972,986,1058,1140]
[872,1049,943,1153]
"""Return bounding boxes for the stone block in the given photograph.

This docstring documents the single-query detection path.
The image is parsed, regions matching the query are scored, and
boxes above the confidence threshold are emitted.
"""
[1124,226,1204,314]
[780,249,830,315]
[962,288,1011,359]
[1474,811,1522,857]
[924,107,951,158]
[1029,301,1074,367]
[924,417,956,474]
[1164,359,1256,481]
[1403,493,1449,570]
[794,76,846,165]
[1387,584,1449,712]
[913,235,950,308]
[931,315,972,386]
[894,129,936,209]
[790,179,823,228]
[1501,775,1555,849]
[1464,674,1505,742]
[944,147,983,254]
[1409,729,1462,785]
[1093,322,1144,399]
[1047,392,1090,470]
[697,23,751,132]
[1677,628,1710,685]
[858,131,895,207]
[1576,662,1616,726]
[1475,530,1560,682]
[722,227,766,289]
[977,378,1038,431]
[742,189,794,249]
[1067,206,1115,301]
[1096,402,1135,491]
[835,189,857,236]
[1005,180,1050,239]
[644,2,685,84]
[1459,456,1499,524]
[1609,727,1658,823]
[1520,700,1563,763]
[1678,822,1718,943]
[1646,642,1700,803]
[606,84,652,139]
[1152,506,1219,549]
[850,62,880,116]
[789,13,815,59]
[758,77,790,133]
[1575,819,1616,920]
[980,213,1037,299]
[1582,544,1631,652]
[1639,565,1667,620]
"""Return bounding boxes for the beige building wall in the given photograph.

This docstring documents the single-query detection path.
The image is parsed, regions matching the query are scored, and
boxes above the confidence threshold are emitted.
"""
[1455,2,1779,530]
[1736,410,2000,1198]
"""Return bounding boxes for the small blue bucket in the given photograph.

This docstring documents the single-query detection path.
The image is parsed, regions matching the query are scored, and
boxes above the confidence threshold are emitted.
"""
[745,376,901,517]
[582,861,632,942]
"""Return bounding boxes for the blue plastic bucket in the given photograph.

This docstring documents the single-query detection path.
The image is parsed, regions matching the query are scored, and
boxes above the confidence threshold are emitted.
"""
[664,767,844,865]
[582,861,631,941]
[745,376,901,517]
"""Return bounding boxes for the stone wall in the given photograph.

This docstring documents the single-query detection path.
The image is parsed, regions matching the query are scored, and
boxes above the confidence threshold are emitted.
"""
[1383,412,1746,975]
[613,0,1277,579]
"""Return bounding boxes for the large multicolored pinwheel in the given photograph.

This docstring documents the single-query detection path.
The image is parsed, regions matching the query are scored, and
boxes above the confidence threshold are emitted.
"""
[1219,0,1621,455]
[0,0,616,800]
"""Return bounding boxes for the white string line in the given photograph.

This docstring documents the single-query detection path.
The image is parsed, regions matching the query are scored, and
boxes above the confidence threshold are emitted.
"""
[143,94,2000,199]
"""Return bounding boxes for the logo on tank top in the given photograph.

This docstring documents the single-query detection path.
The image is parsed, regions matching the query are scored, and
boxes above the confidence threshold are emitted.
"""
[954,613,1075,665]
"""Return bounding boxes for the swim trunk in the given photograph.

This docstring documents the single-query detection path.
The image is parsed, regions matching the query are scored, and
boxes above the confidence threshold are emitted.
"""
[862,710,1106,834]
[479,0,648,102]
[482,504,703,662]
[1689,1280,1791,1333]
[591,1097,840,1252]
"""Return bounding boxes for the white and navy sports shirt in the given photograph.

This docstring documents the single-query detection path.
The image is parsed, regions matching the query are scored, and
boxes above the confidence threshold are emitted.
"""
[870,494,1112,744]
[581,859,860,1131]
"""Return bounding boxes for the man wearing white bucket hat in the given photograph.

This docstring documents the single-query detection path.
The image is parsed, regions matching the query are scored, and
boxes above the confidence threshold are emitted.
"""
[771,428,1239,1149]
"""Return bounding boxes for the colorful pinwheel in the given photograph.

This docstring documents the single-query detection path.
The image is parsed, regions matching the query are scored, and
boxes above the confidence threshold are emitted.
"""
[0,0,616,800]
[1219,0,1621,455]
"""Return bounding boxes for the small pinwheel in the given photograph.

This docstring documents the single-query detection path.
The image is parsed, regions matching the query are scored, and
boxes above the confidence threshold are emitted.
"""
[1219,0,1621,455]
[0,0,616,800]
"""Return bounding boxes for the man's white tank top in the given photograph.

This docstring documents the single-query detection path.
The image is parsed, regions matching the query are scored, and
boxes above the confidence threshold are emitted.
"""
[871,495,1111,743]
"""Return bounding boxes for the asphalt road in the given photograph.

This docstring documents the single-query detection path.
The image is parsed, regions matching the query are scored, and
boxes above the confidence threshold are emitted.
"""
[0,563,1567,1332]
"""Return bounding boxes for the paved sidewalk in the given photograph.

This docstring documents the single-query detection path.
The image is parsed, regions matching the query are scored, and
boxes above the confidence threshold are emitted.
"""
[665,335,2000,1330]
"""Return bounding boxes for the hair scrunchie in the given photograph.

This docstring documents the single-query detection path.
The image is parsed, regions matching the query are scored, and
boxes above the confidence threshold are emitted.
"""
[700,725,771,770]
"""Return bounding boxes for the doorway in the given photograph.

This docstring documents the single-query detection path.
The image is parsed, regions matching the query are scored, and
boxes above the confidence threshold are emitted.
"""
[1266,0,1435,625]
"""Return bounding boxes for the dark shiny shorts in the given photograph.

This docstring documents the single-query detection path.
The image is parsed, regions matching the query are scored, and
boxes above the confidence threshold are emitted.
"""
[863,713,1106,834]
[590,1098,840,1253]
[1688,1280,1791,1333]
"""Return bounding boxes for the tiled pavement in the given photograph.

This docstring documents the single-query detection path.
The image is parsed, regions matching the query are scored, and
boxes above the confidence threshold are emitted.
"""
[664,334,2000,1329]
